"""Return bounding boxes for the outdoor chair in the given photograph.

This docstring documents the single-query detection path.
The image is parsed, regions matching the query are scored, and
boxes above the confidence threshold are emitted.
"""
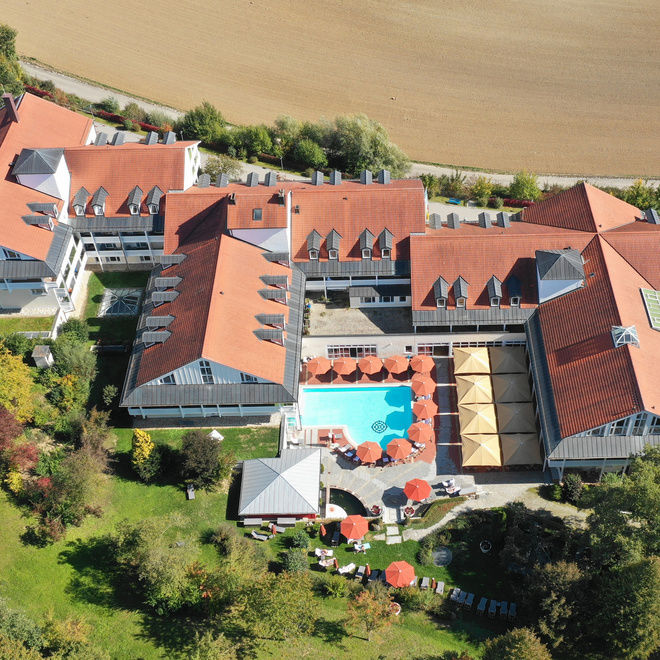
[456,590,467,606]
[331,531,340,546]
[367,569,381,583]
[464,593,474,609]
[314,548,334,557]
[337,562,356,575]
[477,597,487,615]
[488,600,498,618]
[500,601,508,618]
[355,565,366,581]
[508,602,517,620]
[420,577,430,590]
[435,581,445,595]
[251,530,271,541]
[269,523,286,534]
[450,588,461,602]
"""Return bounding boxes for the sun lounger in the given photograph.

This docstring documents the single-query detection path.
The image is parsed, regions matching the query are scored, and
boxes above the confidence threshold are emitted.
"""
[488,599,498,618]
[337,444,350,453]
[315,548,334,557]
[251,530,271,541]
[464,593,474,609]
[499,601,508,618]
[355,565,366,581]
[477,597,487,615]
[337,562,356,575]
[354,542,371,553]
[435,581,445,595]
[450,588,461,602]
[420,577,430,590]
[243,518,263,527]
[318,558,334,568]
[331,531,340,546]
[456,590,467,606]
[508,602,517,620]
[367,569,380,583]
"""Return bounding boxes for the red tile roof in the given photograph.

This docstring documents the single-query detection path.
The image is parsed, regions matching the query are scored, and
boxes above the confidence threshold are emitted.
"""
[601,225,660,289]
[522,183,641,233]
[225,188,288,230]
[410,223,592,310]
[135,221,292,387]
[65,142,196,217]
[0,93,92,259]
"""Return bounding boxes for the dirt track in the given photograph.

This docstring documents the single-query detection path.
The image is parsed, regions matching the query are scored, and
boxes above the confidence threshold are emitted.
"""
[5,0,659,176]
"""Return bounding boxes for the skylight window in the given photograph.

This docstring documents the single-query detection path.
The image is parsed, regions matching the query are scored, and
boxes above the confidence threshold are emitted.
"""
[253,208,263,221]
[641,288,660,331]
[611,325,639,348]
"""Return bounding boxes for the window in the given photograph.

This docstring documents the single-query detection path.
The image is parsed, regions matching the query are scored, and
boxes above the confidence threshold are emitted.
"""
[328,249,338,260]
[3,249,20,260]
[649,415,660,434]
[92,204,103,217]
[380,295,394,303]
[436,297,446,308]
[252,208,263,221]
[74,204,84,217]
[148,203,159,215]
[241,372,257,383]
[631,413,646,435]
[160,373,176,385]
[104,256,121,263]
[456,297,466,308]
[381,248,391,259]
[610,418,628,436]
[309,249,319,260]
[139,255,152,262]
[361,248,372,260]
[490,297,501,307]
[398,296,407,302]
[200,360,214,384]
[510,296,520,307]
[83,244,95,251]
[129,204,139,216]
[405,345,413,353]
[361,296,376,304]
[30,288,46,296]
[326,344,376,359]
[125,242,149,250]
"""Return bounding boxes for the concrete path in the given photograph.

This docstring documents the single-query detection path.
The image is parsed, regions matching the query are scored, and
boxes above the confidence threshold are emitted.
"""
[23,60,657,188]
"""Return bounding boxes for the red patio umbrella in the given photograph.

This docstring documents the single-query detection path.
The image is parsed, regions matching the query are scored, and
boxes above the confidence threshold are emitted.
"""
[413,399,438,420]
[340,514,369,540]
[384,354,409,374]
[404,478,432,502]
[356,441,382,463]
[385,560,416,588]
[358,355,382,374]
[307,356,331,375]
[407,422,434,445]
[410,354,435,373]
[386,437,412,460]
[411,373,435,397]
[333,357,357,375]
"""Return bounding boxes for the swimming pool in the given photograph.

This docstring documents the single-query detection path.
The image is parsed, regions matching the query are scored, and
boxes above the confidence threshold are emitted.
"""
[300,386,413,449]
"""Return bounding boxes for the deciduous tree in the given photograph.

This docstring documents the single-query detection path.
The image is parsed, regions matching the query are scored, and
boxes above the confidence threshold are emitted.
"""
[0,346,34,422]
[346,585,395,641]
[509,170,542,201]
[482,628,551,660]
[175,101,225,145]
[131,429,160,482]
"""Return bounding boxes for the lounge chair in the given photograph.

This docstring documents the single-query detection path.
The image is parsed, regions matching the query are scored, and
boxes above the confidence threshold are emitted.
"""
[508,602,517,620]
[331,531,340,546]
[420,577,430,590]
[500,601,508,618]
[435,581,445,595]
[355,565,366,581]
[450,587,461,602]
[477,597,487,615]
[464,593,474,609]
[314,548,334,557]
[337,562,356,575]
[251,530,271,541]
[488,600,498,618]
[456,590,467,606]
[367,569,380,583]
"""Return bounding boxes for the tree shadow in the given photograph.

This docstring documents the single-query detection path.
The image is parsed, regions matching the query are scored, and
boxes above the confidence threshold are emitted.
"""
[136,612,206,657]
[313,617,348,646]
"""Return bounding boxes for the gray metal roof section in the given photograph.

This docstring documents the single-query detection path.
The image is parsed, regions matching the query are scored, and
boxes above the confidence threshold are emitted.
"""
[12,148,63,175]
[547,434,660,460]
[264,171,277,187]
[433,276,449,299]
[536,249,585,281]
[255,313,285,326]
[453,277,469,299]
[145,131,158,145]
[258,288,287,301]
[145,186,164,207]
[506,275,522,298]
[154,276,182,289]
[413,306,533,327]
[429,213,442,229]
[359,229,375,250]
[44,224,73,274]
[27,202,58,216]
[216,173,229,187]
[22,215,52,228]
[91,186,109,208]
[143,330,171,344]
[159,253,186,266]
[0,259,54,278]
[478,212,492,228]
[197,173,211,188]
[162,131,176,145]
[262,251,290,265]
[496,212,511,228]
[447,212,461,229]
[378,228,394,250]
[487,275,503,299]
[111,132,125,146]
[307,230,322,251]
[127,186,143,209]
[377,169,391,185]
[645,208,660,225]
[254,328,284,342]
[360,170,373,185]
[67,216,154,232]
[72,187,90,210]
[297,259,409,277]
[260,274,289,288]
[326,229,342,251]
[152,290,179,304]
[329,170,341,185]
[246,172,259,187]
[94,132,108,146]
[145,315,175,328]
[238,449,321,517]
[349,283,410,297]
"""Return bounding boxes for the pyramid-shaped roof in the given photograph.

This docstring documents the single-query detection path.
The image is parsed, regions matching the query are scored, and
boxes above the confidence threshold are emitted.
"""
[238,449,321,517]
[536,248,585,281]
[12,148,63,175]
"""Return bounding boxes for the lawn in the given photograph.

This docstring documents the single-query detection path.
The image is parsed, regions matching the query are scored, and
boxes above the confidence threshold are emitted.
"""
[0,315,53,334]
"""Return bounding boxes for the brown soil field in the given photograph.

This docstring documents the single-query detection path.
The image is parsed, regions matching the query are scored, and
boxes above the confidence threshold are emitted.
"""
[5,0,659,176]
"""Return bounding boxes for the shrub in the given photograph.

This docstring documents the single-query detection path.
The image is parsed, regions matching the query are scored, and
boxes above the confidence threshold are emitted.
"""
[282,549,308,574]
[469,175,494,202]
[322,573,349,598]
[4,468,23,494]
[181,430,222,489]
[562,473,583,504]
[548,483,563,501]
[94,96,120,114]
[293,138,327,169]
[0,599,44,650]
[52,334,97,380]
[490,196,504,209]
[174,101,225,144]
[145,110,175,129]
[201,154,242,181]
[1,333,35,358]
[122,118,135,131]
[416,545,433,566]
[122,102,146,122]
[102,384,118,409]
[392,586,437,612]
[289,529,310,549]
[35,448,65,477]
[509,170,542,202]
[58,319,89,342]
[248,155,258,164]
[131,429,159,482]
[482,628,551,660]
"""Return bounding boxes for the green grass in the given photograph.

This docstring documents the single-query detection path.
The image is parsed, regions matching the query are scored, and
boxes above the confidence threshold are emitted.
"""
[408,497,467,528]
[0,316,54,334]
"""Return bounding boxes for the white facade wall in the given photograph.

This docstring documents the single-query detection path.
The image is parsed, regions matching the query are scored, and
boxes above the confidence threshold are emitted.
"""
[16,155,70,201]
[230,226,288,253]
[537,275,583,304]
[143,358,267,387]
[183,145,201,190]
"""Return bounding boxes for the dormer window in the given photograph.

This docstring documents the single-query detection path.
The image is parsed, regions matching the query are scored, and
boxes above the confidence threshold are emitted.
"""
[456,297,466,308]
[309,249,319,260]
[328,249,338,260]
[253,208,263,221]
[148,203,159,215]
[436,297,446,308]
[490,296,501,307]
[129,204,139,216]
[74,204,84,217]
[381,248,391,260]
[510,296,520,307]
[92,204,103,216]
[361,248,372,260]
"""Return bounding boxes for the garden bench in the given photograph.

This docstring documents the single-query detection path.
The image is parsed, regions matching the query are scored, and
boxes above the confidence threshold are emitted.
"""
[251,530,271,541]
[448,198,462,205]
[355,566,366,582]
[331,531,340,546]
[488,599,498,618]
[367,569,380,583]
[456,590,467,606]
[450,587,461,602]
[277,517,296,526]
[337,562,356,575]
[435,581,445,595]
[243,518,263,527]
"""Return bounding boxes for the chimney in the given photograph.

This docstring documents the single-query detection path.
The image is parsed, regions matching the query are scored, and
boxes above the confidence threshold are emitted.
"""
[311,171,324,186]
[2,93,19,122]
[264,171,277,187]
[377,169,391,185]
[246,172,259,187]
[329,170,342,185]
[478,212,492,228]
[216,173,229,187]
[197,173,211,188]
[360,170,372,185]
[496,211,511,228]
[429,213,442,229]
[447,212,461,229]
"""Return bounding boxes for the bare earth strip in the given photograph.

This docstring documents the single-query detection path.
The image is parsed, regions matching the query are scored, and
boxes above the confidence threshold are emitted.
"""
[6,0,659,176]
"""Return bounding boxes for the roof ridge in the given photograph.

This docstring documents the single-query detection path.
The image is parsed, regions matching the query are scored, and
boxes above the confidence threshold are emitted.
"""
[279,454,320,508]
[240,459,280,510]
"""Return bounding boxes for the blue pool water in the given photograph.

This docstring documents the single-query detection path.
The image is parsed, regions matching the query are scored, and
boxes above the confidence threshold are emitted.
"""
[301,386,413,449]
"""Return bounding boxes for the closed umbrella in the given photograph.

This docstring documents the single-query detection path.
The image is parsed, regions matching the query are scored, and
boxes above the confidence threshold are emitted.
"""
[320,523,327,538]
[410,354,434,373]
[384,355,409,374]
[358,355,382,374]
[307,356,331,375]
[340,514,369,540]
[385,561,416,588]
[387,437,412,460]
[411,373,435,397]
[413,399,438,420]
[365,564,371,576]
[356,441,382,463]
[333,356,357,375]
[407,422,434,444]
[404,478,432,501]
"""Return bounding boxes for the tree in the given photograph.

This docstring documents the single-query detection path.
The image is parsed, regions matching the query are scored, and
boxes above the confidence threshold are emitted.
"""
[175,102,225,144]
[292,138,327,169]
[1,333,34,358]
[469,175,494,206]
[562,473,583,504]
[0,25,23,97]
[52,335,97,381]
[93,96,120,114]
[271,115,302,154]
[346,585,395,641]
[589,557,660,659]
[482,628,551,660]
[101,384,118,409]
[79,408,113,469]
[121,102,147,122]
[230,572,317,641]
[282,549,308,574]
[289,529,310,549]
[0,346,34,422]
[180,430,223,489]
[234,124,272,156]
[58,319,89,342]
[330,114,409,177]
[623,179,656,210]
[0,406,24,453]
[0,25,18,60]
[131,429,160,482]
[441,169,468,198]
[419,173,439,199]
[201,154,242,181]
[509,170,542,201]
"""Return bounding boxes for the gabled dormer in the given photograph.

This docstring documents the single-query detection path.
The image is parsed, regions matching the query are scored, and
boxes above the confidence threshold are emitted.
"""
[453,277,468,308]
[326,229,342,260]
[127,186,143,216]
[536,248,585,303]
[145,186,164,215]
[72,187,89,217]
[307,230,322,260]
[359,229,375,260]
[378,228,394,259]
[91,187,109,216]
[506,275,521,307]
[487,275,502,307]
[434,276,449,308]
